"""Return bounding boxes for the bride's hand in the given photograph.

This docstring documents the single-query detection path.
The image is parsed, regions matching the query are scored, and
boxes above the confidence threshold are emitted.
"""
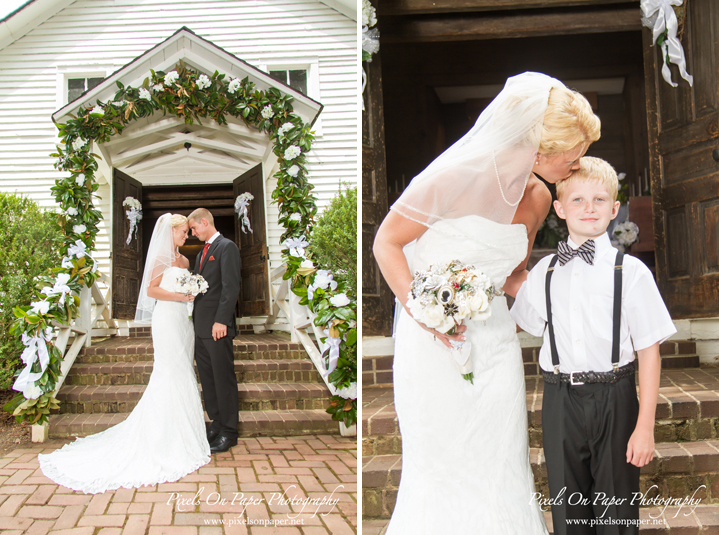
[178,293,195,302]
[411,314,467,349]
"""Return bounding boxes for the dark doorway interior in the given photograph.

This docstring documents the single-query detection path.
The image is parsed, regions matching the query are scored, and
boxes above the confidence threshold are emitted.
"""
[141,184,235,271]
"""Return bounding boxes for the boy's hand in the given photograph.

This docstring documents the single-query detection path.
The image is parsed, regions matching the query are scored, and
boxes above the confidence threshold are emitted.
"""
[626,427,655,467]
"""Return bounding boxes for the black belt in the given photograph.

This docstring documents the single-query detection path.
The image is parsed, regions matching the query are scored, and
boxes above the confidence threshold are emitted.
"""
[542,362,635,385]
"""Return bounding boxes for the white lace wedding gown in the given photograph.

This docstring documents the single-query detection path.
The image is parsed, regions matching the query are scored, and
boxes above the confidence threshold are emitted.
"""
[39,267,211,494]
[388,216,548,534]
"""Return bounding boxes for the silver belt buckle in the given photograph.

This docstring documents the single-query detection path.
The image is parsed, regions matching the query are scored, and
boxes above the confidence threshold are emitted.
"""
[569,371,584,386]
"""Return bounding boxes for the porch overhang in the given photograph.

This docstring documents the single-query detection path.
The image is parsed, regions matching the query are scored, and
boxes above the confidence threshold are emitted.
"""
[51,27,323,185]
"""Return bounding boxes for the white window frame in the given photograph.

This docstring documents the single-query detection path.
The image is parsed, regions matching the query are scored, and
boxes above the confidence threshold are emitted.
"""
[56,65,116,109]
[256,58,322,136]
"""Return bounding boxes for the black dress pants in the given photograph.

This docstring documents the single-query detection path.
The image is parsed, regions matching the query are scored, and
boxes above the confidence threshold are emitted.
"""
[195,334,239,439]
[542,375,640,535]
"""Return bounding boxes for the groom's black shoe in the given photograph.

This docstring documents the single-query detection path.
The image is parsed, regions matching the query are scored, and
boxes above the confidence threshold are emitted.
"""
[210,435,237,454]
[207,428,220,444]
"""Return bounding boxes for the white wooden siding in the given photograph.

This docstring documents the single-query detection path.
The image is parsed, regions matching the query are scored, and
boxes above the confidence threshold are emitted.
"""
[0,0,357,280]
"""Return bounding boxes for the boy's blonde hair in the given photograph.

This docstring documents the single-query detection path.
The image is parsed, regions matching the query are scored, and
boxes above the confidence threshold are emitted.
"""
[187,208,214,226]
[556,156,618,201]
[539,86,601,156]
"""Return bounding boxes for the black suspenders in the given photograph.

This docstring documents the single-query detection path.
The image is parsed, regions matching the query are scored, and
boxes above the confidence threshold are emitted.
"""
[545,250,624,382]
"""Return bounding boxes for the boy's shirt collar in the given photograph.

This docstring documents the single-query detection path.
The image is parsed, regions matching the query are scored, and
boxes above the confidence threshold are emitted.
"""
[567,232,613,261]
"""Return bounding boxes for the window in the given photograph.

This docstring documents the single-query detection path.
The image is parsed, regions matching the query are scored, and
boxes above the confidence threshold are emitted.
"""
[269,69,308,96]
[67,77,104,103]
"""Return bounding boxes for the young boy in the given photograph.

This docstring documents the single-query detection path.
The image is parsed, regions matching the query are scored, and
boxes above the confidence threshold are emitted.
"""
[511,157,676,534]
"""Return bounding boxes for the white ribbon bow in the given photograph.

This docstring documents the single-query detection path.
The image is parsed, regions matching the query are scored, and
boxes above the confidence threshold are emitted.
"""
[13,331,51,393]
[126,207,143,245]
[234,193,254,234]
[641,0,693,87]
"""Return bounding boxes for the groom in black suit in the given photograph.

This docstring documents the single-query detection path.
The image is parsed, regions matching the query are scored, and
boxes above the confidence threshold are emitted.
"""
[188,208,241,453]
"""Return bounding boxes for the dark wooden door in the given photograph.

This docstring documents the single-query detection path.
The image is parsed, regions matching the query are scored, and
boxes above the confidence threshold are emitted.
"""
[362,53,393,335]
[643,0,719,318]
[112,169,143,320]
[233,164,270,316]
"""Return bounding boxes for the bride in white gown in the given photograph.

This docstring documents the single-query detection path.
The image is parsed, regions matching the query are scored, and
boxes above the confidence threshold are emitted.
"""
[373,72,601,533]
[39,213,210,494]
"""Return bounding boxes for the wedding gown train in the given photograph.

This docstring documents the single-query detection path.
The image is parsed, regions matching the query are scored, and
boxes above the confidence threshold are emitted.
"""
[388,216,548,534]
[39,267,211,494]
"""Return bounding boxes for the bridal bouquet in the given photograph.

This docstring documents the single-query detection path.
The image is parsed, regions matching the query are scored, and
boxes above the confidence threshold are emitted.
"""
[407,260,496,383]
[175,272,209,319]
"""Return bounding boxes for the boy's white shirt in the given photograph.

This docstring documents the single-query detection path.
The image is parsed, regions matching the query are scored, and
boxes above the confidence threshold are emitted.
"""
[510,233,676,374]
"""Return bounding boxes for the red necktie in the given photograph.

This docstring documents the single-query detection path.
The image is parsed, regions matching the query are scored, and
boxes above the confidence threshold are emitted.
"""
[200,242,210,269]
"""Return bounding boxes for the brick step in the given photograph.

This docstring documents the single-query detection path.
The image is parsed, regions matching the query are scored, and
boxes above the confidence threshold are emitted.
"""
[362,506,719,534]
[56,382,330,414]
[75,334,306,364]
[363,368,719,456]
[47,409,338,438]
[363,442,719,520]
[64,359,324,386]
[522,340,700,377]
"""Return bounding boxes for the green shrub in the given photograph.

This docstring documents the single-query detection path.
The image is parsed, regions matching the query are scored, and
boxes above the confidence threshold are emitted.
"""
[310,186,357,295]
[0,193,63,389]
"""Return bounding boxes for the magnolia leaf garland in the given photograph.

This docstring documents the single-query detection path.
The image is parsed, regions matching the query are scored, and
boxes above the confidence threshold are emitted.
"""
[5,63,357,427]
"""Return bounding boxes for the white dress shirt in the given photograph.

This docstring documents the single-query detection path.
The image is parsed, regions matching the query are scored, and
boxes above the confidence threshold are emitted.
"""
[207,231,220,245]
[510,233,676,373]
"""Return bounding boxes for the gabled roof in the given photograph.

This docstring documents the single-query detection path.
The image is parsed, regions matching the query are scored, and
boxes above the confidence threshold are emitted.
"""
[53,26,323,127]
[0,0,356,51]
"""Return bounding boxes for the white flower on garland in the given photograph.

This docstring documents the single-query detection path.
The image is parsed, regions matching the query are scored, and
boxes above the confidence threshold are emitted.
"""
[112,100,127,107]
[165,70,179,85]
[68,239,87,259]
[123,197,143,245]
[196,74,211,90]
[228,78,241,94]
[300,259,314,269]
[284,235,309,258]
[278,122,294,136]
[139,88,152,101]
[611,221,640,253]
[90,105,104,115]
[22,383,43,400]
[30,300,50,315]
[71,138,87,151]
[308,269,338,300]
[261,105,274,119]
[287,165,300,178]
[362,0,377,27]
[75,174,87,186]
[73,224,86,234]
[329,293,351,307]
[234,192,254,234]
[152,83,164,93]
[284,145,301,160]
[66,207,78,216]
[335,381,357,400]
[289,213,302,222]
[61,256,73,269]
[41,273,72,306]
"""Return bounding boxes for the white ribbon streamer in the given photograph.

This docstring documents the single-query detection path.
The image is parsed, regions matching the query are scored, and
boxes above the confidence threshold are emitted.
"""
[641,0,693,87]
[13,332,51,393]
[234,192,254,234]
[125,207,143,245]
[323,336,342,377]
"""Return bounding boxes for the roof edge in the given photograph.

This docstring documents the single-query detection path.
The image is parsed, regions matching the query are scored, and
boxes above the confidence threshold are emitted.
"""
[0,0,74,50]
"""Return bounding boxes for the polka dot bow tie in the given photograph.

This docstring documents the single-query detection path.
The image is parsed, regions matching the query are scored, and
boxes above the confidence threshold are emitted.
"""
[557,239,595,266]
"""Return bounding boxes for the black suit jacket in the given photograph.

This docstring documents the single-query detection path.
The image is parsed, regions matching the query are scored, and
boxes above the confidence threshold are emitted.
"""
[193,235,241,338]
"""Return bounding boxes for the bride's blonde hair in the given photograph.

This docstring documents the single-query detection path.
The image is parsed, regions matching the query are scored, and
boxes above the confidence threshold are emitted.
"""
[539,86,600,155]
[169,214,188,228]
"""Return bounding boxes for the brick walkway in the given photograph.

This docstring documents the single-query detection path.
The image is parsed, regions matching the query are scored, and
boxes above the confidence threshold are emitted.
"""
[0,435,357,534]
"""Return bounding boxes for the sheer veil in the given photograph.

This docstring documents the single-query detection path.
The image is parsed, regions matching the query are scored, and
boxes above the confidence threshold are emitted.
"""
[392,72,567,231]
[135,213,177,324]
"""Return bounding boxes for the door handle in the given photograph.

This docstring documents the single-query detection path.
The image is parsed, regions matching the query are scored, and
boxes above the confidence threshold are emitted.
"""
[713,148,719,162]
[260,254,266,262]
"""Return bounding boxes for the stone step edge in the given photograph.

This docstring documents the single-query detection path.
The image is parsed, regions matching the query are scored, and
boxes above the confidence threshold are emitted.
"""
[80,341,304,356]
[363,441,719,489]
[57,382,331,402]
[68,359,319,373]
[363,393,719,438]
[48,409,338,438]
